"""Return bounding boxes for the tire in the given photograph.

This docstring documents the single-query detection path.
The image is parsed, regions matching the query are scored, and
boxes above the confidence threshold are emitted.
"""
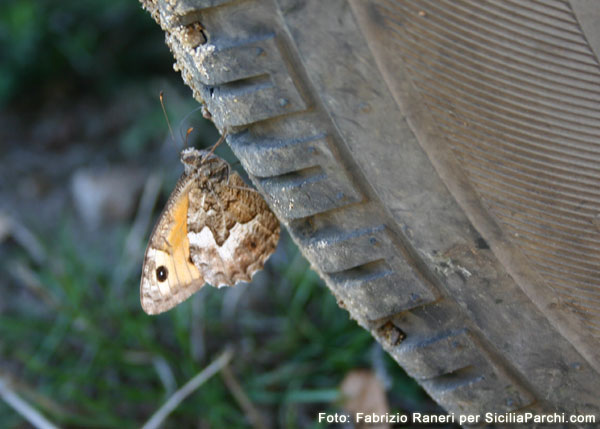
[141,0,600,418]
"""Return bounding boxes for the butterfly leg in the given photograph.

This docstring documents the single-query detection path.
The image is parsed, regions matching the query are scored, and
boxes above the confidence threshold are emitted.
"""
[201,130,228,162]
[225,183,260,194]
[224,167,260,195]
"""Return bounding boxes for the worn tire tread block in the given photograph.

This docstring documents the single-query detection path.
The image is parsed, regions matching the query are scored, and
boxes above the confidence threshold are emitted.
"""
[140,0,600,417]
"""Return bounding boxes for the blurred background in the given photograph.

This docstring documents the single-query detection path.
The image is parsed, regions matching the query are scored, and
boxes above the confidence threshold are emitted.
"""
[0,0,446,427]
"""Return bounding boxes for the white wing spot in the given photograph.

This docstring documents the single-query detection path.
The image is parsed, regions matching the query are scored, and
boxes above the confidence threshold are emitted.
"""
[188,221,254,263]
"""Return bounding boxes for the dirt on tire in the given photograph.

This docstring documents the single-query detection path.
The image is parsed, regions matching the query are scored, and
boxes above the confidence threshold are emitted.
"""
[141,0,600,418]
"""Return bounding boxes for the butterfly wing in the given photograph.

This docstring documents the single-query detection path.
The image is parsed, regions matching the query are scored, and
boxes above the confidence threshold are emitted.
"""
[140,151,280,314]
[140,177,205,315]
[187,171,280,287]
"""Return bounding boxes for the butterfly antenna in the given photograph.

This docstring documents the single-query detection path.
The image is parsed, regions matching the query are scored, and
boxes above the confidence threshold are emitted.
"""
[185,127,194,148]
[177,105,203,142]
[159,91,177,147]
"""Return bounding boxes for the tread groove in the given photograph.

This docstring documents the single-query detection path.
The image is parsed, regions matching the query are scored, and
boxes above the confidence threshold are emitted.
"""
[139,0,600,416]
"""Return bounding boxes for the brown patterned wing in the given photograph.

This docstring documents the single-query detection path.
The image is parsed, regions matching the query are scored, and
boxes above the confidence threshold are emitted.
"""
[186,171,280,287]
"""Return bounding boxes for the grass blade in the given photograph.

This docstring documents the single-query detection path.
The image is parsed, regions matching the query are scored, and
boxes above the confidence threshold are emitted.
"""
[142,347,233,429]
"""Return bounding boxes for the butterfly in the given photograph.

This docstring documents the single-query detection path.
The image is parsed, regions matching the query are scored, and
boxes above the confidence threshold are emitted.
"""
[140,131,280,315]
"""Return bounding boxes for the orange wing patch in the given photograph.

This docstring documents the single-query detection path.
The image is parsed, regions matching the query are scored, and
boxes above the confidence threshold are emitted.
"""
[164,192,200,291]
[140,191,204,314]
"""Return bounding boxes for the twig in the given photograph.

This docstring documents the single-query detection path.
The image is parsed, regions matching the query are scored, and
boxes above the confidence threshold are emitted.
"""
[125,172,163,260]
[0,375,60,429]
[152,356,177,396]
[111,172,162,291]
[142,347,234,429]
[0,212,46,264]
[7,261,59,309]
[221,365,269,429]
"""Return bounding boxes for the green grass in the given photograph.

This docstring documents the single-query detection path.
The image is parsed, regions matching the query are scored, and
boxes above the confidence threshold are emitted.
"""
[0,0,431,426]
[0,0,170,107]
[1,209,428,427]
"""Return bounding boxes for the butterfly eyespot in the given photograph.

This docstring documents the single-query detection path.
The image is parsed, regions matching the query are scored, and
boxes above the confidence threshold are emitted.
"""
[156,266,168,282]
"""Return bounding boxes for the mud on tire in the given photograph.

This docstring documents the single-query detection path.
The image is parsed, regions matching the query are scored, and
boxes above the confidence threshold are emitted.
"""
[141,0,600,417]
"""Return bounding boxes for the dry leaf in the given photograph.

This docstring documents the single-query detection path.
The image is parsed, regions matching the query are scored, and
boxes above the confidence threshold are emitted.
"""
[340,369,390,429]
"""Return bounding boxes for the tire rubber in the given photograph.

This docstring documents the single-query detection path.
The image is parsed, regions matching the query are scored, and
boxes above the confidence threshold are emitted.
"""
[141,0,600,418]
